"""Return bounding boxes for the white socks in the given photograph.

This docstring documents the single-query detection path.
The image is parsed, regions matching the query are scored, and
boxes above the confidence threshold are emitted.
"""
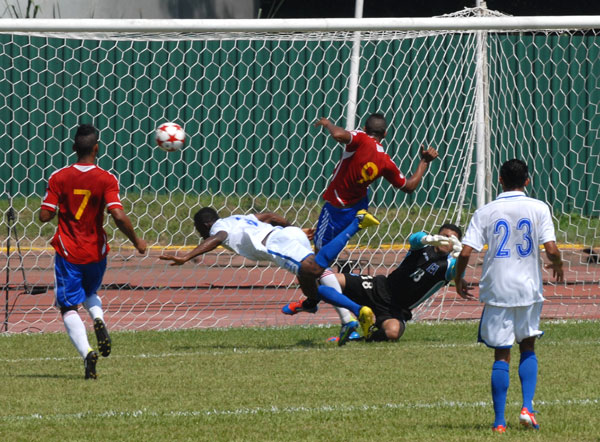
[83,293,104,322]
[319,269,355,324]
[62,310,92,359]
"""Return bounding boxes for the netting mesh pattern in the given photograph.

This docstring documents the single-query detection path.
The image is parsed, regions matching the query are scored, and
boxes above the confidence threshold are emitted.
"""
[1,11,599,332]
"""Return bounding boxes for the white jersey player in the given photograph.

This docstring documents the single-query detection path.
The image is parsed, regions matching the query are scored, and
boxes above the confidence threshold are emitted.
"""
[159,207,381,337]
[209,214,313,274]
[454,159,563,433]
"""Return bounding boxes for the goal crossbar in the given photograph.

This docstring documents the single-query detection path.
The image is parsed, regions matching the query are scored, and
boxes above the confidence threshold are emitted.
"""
[1,16,600,34]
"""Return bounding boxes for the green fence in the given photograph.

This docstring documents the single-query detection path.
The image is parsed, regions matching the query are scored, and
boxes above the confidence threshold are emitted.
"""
[1,31,598,215]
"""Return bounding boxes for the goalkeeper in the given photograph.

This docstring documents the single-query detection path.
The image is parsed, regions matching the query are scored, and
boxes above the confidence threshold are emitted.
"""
[316,223,475,344]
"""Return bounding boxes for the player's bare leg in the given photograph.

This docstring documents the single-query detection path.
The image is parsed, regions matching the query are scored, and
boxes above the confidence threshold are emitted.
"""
[280,255,322,314]
[283,254,333,314]
[283,210,380,318]
[295,271,321,311]
[367,318,405,342]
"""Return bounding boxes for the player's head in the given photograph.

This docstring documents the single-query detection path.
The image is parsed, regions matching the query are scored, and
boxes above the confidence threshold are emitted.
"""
[438,223,462,240]
[194,207,219,239]
[436,223,462,254]
[364,113,387,140]
[499,159,530,190]
[73,124,99,159]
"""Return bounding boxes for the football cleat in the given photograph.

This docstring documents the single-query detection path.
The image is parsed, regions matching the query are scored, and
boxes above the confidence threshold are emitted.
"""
[349,331,361,340]
[84,350,98,380]
[358,306,375,339]
[281,299,318,315]
[492,424,506,433]
[338,320,359,346]
[356,210,380,229]
[519,407,539,430]
[327,332,360,343]
[94,318,111,357]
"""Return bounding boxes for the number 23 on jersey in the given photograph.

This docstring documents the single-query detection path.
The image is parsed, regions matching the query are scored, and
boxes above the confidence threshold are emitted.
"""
[493,218,533,258]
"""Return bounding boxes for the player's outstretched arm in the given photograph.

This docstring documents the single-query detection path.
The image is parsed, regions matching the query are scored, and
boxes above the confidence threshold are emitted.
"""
[544,240,564,282]
[159,231,227,266]
[255,212,315,239]
[401,145,439,194]
[314,117,351,144]
[420,234,452,247]
[109,208,147,254]
[454,245,476,300]
[255,212,290,227]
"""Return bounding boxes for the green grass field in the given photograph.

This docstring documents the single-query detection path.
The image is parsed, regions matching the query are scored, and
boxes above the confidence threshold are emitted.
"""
[1,320,598,441]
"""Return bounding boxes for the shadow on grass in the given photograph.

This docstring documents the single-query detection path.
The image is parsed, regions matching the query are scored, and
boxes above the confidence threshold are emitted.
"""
[171,338,322,352]
[432,422,492,431]
[12,373,79,380]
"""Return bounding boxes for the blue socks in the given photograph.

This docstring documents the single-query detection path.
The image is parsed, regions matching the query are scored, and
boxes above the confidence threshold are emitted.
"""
[315,219,360,268]
[317,285,361,318]
[519,351,537,412]
[491,360,510,427]
[490,352,537,427]
[489,352,537,427]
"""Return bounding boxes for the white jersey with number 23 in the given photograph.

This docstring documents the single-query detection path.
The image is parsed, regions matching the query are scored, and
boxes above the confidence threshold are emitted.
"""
[462,191,556,307]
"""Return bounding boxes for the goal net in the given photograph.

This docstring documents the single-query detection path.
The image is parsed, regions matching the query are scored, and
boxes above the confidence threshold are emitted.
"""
[1,7,599,333]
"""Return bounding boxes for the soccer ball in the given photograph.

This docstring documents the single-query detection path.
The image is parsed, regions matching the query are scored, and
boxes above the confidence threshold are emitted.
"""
[155,122,185,152]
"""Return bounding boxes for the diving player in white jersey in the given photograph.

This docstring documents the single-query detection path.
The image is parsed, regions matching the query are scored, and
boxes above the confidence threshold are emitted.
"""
[454,159,564,434]
[159,207,380,337]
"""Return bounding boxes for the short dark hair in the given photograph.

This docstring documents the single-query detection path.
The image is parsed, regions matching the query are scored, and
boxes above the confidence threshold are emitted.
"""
[438,223,462,240]
[73,124,98,157]
[500,159,529,190]
[194,207,219,232]
[364,113,387,138]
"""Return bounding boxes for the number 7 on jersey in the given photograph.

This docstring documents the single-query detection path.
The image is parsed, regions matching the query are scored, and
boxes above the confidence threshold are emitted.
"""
[73,189,91,220]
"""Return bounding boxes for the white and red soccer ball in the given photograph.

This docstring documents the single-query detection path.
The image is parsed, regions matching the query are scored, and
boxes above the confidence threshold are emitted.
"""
[155,122,185,152]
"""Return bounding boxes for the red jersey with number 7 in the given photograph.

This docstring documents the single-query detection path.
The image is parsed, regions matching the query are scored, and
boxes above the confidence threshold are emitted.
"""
[322,130,407,207]
[41,163,124,264]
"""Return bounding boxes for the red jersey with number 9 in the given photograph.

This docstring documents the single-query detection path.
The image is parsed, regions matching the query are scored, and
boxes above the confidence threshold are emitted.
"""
[322,130,406,207]
[41,163,124,264]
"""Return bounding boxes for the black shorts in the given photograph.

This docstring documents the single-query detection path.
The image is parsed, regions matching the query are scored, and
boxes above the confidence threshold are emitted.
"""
[343,274,411,326]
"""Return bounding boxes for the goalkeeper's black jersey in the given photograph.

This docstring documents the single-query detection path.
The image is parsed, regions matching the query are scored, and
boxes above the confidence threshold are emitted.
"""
[385,245,454,310]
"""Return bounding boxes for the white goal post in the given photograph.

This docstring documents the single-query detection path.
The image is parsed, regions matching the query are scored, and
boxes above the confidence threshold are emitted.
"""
[1,8,599,333]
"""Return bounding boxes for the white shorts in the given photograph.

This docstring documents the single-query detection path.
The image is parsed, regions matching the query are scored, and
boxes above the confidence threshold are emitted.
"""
[478,302,543,349]
[265,226,314,275]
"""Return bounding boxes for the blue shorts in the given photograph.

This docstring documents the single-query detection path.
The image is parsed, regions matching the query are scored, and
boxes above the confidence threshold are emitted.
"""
[314,197,368,250]
[54,254,107,308]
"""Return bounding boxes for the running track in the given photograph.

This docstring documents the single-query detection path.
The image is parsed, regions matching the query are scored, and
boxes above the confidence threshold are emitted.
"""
[3,248,599,333]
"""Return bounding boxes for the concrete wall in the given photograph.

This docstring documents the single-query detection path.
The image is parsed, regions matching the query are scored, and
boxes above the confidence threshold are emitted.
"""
[2,0,258,18]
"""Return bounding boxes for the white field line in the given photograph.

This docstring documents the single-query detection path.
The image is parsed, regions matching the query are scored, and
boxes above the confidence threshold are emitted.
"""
[1,398,598,422]
[0,339,598,364]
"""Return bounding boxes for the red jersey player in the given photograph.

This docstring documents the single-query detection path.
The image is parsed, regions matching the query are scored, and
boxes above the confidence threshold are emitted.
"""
[283,113,438,343]
[314,113,438,250]
[39,124,146,379]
